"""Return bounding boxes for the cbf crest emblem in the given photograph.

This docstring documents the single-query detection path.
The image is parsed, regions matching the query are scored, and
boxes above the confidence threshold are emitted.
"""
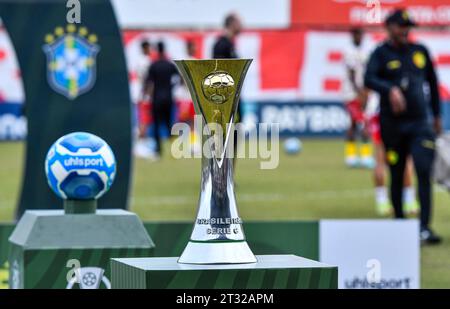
[43,25,99,99]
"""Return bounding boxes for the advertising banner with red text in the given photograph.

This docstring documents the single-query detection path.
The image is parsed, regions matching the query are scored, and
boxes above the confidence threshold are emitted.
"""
[124,29,450,103]
[291,0,450,27]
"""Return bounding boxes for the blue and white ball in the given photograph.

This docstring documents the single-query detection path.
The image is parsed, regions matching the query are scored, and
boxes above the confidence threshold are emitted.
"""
[284,137,302,155]
[45,132,116,200]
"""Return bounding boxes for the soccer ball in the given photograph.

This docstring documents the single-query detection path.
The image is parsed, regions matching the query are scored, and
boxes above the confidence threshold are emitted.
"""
[45,132,116,200]
[202,71,235,104]
[284,137,302,155]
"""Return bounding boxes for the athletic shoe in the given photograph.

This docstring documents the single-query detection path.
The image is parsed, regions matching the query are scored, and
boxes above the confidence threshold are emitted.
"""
[360,156,375,169]
[376,201,392,216]
[134,140,154,159]
[404,200,419,215]
[420,227,442,245]
[345,156,359,168]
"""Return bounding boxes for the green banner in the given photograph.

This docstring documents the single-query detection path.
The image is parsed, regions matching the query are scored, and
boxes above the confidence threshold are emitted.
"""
[0,221,318,289]
[0,224,14,289]
[145,221,318,259]
[0,0,132,218]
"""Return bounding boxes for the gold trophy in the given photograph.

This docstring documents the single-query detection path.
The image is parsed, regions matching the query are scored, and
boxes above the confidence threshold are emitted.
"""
[175,59,257,264]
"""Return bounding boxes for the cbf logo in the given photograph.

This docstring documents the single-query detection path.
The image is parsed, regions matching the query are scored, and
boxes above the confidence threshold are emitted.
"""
[43,24,99,100]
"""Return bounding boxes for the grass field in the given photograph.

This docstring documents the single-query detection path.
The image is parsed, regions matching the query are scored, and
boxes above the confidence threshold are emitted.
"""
[0,140,449,288]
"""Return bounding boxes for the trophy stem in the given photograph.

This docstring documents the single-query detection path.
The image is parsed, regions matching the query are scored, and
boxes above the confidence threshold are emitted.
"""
[178,153,257,264]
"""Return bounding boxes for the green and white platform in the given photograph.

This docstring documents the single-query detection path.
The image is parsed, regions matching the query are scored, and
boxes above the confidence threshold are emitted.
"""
[111,255,337,289]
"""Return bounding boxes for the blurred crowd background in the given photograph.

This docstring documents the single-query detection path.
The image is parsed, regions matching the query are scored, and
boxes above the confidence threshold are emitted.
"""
[1,0,450,142]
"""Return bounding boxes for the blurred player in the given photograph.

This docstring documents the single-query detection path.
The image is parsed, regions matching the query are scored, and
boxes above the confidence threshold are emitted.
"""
[186,39,197,59]
[143,41,180,158]
[365,9,442,244]
[213,13,242,164]
[213,13,241,59]
[369,107,419,216]
[213,13,242,121]
[134,40,154,159]
[175,40,200,154]
[343,27,373,168]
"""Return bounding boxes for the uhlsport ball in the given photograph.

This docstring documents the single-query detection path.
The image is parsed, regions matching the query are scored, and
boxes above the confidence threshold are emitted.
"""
[284,137,302,155]
[45,132,116,200]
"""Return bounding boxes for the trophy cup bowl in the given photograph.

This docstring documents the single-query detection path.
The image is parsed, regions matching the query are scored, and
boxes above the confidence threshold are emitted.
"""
[175,59,257,264]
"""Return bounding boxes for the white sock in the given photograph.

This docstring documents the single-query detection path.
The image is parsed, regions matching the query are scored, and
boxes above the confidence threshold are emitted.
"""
[375,186,388,204]
[403,186,415,204]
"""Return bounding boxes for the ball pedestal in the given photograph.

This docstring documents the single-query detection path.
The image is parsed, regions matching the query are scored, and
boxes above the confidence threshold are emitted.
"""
[8,200,154,289]
[64,200,97,214]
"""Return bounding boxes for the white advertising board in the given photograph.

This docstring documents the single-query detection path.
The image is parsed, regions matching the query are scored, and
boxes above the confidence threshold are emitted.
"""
[320,219,420,289]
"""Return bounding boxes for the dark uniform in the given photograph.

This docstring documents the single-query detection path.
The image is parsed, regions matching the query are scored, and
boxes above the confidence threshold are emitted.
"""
[212,35,241,124]
[146,58,179,155]
[213,35,237,59]
[365,37,440,231]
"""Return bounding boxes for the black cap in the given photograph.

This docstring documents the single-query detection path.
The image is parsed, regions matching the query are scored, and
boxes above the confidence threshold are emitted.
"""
[385,9,416,27]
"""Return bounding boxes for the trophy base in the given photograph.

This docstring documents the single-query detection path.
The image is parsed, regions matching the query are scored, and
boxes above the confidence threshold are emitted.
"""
[178,241,257,264]
[111,255,338,289]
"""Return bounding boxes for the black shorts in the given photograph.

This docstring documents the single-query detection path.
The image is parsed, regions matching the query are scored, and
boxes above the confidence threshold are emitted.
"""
[380,119,435,154]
